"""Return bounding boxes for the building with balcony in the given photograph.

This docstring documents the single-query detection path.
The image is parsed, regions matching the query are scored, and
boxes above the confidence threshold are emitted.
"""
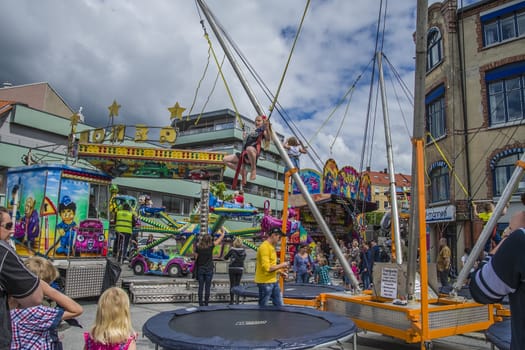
[424,0,525,267]
[172,109,286,205]
[0,83,285,218]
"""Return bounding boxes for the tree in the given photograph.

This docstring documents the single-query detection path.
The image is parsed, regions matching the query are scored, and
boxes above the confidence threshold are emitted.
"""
[210,182,233,201]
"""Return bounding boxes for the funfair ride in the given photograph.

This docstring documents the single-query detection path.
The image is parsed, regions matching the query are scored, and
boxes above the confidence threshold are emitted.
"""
[195,1,515,349]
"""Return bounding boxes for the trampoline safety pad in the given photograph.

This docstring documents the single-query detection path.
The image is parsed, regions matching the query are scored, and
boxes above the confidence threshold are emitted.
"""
[143,304,357,349]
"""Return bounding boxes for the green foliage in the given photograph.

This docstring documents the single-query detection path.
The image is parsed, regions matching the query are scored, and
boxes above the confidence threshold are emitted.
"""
[210,182,234,201]
[365,211,385,226]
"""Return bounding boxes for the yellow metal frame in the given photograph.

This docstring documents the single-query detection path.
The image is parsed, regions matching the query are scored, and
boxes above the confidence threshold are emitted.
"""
[276,140,496,349]
[78,143,225,164]
[318,293,494,344]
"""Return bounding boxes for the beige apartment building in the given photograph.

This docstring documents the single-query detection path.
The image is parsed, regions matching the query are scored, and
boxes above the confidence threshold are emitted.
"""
[425,0,525,266]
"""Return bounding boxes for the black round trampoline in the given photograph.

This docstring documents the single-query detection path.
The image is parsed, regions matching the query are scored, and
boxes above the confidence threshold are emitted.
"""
[143,304,357,350]
[233,283,345,300]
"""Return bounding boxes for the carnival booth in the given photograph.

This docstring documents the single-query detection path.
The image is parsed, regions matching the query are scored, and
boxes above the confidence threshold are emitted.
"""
[7,164,113,298]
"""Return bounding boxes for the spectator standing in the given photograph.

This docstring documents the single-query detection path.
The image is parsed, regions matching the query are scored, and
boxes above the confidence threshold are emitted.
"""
[114,203,135,264]
[255,228,289,307]
[349,239,361,263]
[314,257,332,285]
[293,244,312,284]
[360,242,373,289]
[470,211,525,350]
[84,287,137,350]
[437,237,451,291]
[0,206,43,350]
[370,239,381,262]
[223,237,246,304]
[460,247,471,270]
[9,258,83,349]
[194,230,225,306]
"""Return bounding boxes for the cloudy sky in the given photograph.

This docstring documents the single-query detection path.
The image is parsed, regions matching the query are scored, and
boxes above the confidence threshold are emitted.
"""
[0,0,478,175]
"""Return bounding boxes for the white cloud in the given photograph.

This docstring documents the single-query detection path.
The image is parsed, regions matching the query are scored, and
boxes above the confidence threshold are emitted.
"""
[1,0,466,175]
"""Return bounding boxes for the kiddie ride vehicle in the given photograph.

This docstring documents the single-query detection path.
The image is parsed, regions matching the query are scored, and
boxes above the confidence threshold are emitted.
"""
[74,219,106,256]
[130,249,193,277]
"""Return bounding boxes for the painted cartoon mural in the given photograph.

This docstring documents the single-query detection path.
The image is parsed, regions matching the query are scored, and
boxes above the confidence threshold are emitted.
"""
[292,169,321,195]
[6,164,111,258]
[293,159,371,201]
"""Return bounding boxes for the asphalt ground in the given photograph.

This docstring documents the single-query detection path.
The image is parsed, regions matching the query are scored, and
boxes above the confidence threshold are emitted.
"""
[59,267,492,350]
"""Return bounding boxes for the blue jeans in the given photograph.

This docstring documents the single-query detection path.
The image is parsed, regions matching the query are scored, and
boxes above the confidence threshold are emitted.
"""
[257,282,283,307]
[198,270,213,306]
[296,271,310,284]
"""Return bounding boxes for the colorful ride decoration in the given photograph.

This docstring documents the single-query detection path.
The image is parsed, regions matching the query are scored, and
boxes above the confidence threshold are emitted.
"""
[260,200,300,236]
[293,159,372,202]
[208,194,258,217]
[130,249,193,277]
[6,164,112,258]
[76,143,226,180]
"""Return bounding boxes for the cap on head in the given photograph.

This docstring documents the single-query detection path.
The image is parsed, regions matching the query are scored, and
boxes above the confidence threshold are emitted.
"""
[269,227,284,236]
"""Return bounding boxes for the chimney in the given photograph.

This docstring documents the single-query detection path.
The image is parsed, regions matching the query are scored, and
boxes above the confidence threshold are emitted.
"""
[384,168,387,173]
[366,166,370,172]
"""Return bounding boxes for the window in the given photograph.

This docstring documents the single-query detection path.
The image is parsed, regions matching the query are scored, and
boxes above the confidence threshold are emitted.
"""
[383,201,389,209]
[486,62,525,125]
[162,195,190,215]
[426,27,442,71]
[482,2,525,46]
[429,166,449,203]
[425,85,446,140]
[491,149,525,197]
[215,121,234,130]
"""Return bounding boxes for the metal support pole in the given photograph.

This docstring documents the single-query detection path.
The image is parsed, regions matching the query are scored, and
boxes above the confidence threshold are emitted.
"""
[377,51,403,265]
[407,0,428,300]
[452,153,525,295]
[196,0,359,289]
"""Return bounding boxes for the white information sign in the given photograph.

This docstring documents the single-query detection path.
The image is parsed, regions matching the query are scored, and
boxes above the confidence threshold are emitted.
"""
[380,267,398,299]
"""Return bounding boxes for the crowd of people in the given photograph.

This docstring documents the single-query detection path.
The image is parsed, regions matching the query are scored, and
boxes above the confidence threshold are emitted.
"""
[2,189,524,349]
[285,235,390,291]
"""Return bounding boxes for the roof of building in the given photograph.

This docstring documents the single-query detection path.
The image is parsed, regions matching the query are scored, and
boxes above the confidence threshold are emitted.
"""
[365,169,411,188]
[0,82,75,118]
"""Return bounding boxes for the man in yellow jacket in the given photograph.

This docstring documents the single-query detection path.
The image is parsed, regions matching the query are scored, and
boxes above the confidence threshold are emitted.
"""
[114,203,135,264]
[255,227,289,306]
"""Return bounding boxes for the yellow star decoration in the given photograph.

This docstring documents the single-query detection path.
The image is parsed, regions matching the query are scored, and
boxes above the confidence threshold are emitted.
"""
[168,102,186,120]
[108,100,121,118]
[70,113,81,127]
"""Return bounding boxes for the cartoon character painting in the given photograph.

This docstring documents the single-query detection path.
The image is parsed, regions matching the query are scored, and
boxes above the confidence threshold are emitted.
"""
[55,195,78,255]
[20,197,40,247]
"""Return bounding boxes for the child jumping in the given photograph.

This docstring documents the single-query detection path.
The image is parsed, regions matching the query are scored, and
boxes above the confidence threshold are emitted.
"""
[283,136,307,171]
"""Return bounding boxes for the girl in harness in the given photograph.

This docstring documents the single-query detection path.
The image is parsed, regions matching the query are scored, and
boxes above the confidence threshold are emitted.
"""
[283,136,307,171]
[224,115,271,187]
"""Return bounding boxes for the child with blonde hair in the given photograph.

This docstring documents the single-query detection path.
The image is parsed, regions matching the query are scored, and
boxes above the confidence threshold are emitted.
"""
[10,256,83,349]
[283,136,307,171]
[84,287,137,350]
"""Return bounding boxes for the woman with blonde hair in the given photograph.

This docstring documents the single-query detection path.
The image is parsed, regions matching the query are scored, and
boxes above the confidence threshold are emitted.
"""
[84,287,137,350]
[223,237,247,304]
